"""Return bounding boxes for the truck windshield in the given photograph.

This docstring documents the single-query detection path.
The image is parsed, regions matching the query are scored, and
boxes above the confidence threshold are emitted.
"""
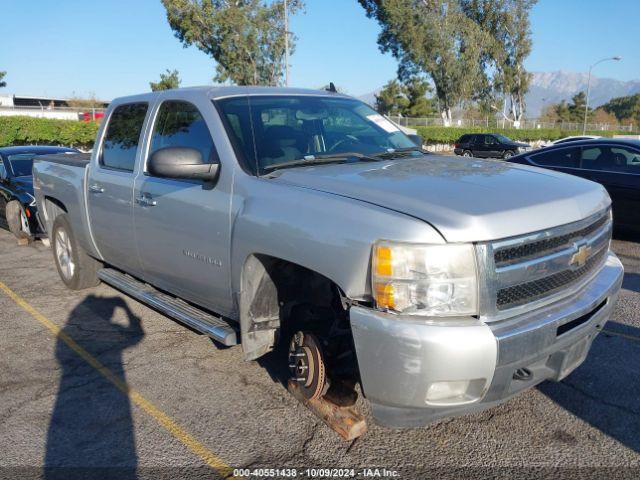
[216,95,417,174]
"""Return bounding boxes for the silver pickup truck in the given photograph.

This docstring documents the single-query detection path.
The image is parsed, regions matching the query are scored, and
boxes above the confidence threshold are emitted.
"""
[33,86,623,428]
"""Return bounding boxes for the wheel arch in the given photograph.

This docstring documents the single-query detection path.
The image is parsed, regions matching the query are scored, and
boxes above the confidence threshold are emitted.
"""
[42,196,68,235]
[239,253,348,360]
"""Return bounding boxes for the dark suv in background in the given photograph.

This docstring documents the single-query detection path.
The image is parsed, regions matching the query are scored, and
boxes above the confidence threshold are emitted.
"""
[454,133,531,159]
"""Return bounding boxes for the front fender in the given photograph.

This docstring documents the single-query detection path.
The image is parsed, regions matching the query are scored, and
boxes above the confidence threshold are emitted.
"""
[230,177,445,302]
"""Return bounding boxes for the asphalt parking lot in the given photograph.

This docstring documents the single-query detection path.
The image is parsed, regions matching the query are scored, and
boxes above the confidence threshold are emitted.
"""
[1,227,639,479]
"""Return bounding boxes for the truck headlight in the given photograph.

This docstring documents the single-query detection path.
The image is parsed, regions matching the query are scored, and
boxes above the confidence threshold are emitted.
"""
[372,242,479,316]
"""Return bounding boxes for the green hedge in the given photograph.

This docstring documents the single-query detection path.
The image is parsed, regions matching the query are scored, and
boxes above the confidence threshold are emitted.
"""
[415,126,629,144]
[0,116,99,150]
[0,115,632,151]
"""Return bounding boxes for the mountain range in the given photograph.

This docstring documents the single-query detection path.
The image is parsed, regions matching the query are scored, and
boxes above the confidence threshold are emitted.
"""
[358,71,640,118]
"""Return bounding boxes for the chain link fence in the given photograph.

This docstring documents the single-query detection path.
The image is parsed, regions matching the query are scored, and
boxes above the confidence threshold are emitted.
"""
[388,115,634,132]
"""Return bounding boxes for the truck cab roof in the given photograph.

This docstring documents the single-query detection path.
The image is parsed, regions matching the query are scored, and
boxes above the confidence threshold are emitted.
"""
[111,86,350,105]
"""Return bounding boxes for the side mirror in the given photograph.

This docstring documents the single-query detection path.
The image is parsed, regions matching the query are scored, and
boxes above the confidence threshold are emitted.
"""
[408,134,424,147]
[148,147,219,182]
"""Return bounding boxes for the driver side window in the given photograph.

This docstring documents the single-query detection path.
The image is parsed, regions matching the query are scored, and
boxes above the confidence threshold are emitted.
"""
[149,100,217,169]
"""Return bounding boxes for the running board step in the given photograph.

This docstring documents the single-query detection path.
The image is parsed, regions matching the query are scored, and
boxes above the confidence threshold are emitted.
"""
[98,268,238,346]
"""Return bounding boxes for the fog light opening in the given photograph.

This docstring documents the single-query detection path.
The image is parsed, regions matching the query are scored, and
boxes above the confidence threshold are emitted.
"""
[513,367,532,381]
[425,379,486,406]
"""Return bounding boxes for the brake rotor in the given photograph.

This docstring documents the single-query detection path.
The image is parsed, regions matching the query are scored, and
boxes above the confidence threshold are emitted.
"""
[288,331,329,400]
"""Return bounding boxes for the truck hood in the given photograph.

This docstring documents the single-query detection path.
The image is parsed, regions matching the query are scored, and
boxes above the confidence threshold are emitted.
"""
[270,156,610,242]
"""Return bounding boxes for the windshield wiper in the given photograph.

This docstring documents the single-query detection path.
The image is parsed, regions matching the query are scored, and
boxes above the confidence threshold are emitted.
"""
[373,146,427,159]
[262,152,381,173]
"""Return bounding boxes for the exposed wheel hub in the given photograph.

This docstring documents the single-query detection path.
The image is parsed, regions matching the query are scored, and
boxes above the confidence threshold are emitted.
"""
[288,331,329,400]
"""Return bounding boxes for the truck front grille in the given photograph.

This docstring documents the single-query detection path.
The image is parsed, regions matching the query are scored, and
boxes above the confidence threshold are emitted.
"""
[494,214,609,267]
[482,209,612,319]
[496,246,607,310]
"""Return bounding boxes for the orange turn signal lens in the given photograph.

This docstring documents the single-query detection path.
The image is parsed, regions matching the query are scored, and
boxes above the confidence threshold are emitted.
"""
[374,283,395,310]
[375,245,393,277]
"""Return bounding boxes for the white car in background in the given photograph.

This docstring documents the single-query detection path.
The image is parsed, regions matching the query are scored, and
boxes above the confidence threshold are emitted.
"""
[540,135,601,148]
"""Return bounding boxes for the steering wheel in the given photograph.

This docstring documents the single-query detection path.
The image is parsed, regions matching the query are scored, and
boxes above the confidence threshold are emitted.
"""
[328,135,359,152]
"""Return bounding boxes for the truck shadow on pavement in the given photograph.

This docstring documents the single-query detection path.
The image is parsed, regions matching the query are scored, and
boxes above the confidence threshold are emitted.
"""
[538,321,640,453]
[44,294,144,480]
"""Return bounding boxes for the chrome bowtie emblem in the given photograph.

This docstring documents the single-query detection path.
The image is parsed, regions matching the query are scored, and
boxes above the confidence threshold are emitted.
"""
[569,242,592,269]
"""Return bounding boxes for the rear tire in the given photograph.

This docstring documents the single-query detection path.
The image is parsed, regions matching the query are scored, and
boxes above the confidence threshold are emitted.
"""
[462,150,473,157]
[52,214,101,290]
[6,200,32,241]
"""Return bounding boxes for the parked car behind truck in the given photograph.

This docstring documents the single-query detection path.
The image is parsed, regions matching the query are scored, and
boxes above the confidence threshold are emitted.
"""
[33,87,623,428]
[0,145,79,240]
[507,138,640,233]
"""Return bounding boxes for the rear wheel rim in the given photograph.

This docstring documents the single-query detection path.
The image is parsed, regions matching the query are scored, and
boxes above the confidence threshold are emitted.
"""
[463,151,471,157]
[55,229,75,280]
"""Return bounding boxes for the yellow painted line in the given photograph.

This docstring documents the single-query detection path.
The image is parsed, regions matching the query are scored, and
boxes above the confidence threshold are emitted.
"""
[0,280,235,479]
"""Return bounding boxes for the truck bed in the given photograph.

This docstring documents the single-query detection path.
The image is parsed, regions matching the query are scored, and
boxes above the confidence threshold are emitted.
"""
[36,152,91,168]
[33,152,92,251]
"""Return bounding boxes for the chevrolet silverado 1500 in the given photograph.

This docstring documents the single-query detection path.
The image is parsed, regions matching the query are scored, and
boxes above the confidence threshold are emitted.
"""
[33,87,623,428]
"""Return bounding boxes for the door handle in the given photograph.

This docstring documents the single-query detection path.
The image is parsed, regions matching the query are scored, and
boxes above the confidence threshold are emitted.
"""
[88,184,104,194]
[136,195,157,207]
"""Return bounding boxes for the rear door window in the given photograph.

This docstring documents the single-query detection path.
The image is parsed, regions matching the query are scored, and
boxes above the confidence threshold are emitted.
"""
[611,146,640,173]
[101,103,148,171]
[529,147,580,168]
[582,145,640,173]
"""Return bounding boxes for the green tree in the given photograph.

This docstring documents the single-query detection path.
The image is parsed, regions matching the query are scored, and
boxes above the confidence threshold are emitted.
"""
[462,0,537,127]
[375,79,409,115]
[375,77,434,117]
[567,91,588,122]
[542,93,591,124]
[402,77,434,117]
[150,69,182,91]
[601,93,640,126]
[553,100,570,122]
[0,71,6,88]
[360,0,490,126]
[162,0,303,86]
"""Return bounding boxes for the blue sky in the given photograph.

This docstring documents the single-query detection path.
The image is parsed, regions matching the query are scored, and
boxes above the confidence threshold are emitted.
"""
[3,0,639,100]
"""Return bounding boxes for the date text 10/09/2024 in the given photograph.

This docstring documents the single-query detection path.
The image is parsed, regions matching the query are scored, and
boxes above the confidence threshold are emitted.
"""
[232,468,400,478]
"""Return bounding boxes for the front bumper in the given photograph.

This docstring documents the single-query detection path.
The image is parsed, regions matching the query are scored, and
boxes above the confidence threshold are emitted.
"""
[350,252,623,428]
